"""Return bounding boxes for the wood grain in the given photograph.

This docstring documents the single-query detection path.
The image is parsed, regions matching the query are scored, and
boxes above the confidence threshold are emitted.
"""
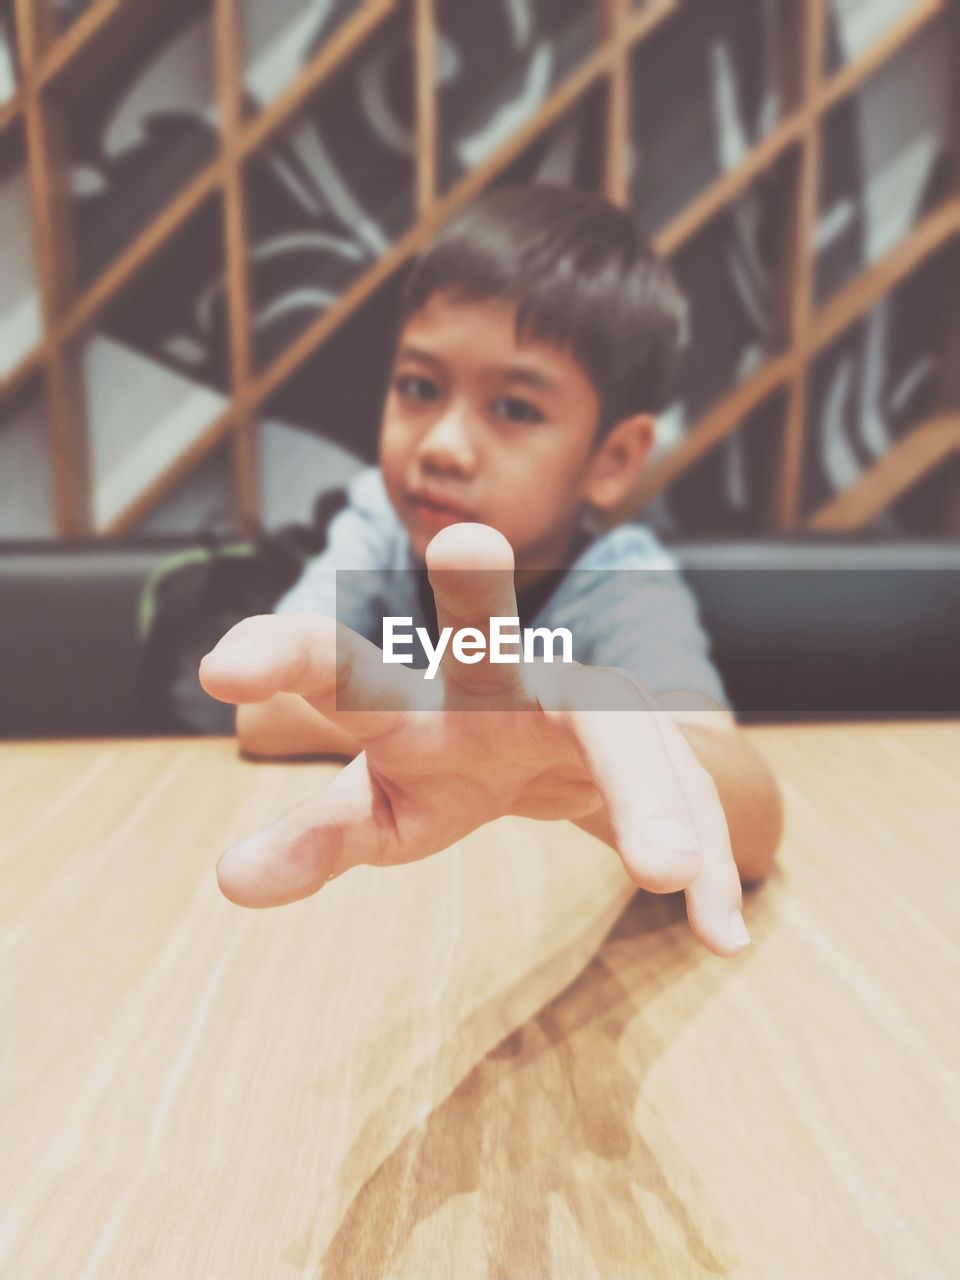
[2,724,959,1277]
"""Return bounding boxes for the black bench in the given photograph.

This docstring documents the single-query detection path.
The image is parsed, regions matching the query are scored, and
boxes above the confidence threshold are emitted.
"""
[1,537,958,737]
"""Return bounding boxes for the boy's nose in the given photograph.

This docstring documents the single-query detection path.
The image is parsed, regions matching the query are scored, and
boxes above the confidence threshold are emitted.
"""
[417,408,477,475]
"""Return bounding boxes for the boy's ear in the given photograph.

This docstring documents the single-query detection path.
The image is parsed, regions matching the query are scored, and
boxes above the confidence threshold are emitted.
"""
[583,414,656,511]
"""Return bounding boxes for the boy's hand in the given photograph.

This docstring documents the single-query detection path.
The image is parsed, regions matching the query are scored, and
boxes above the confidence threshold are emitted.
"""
[199,524,748,957]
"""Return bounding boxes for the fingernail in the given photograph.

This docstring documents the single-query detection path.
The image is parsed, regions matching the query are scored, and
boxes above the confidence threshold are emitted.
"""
[729,910,751,949]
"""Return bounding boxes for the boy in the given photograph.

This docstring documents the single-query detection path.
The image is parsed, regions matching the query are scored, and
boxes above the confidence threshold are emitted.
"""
[199,186,782,958]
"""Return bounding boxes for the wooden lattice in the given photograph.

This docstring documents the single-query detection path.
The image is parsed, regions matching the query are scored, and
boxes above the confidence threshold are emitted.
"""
[1,0,958,537]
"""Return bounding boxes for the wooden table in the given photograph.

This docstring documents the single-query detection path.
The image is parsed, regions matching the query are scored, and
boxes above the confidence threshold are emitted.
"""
[2,724,958,1279]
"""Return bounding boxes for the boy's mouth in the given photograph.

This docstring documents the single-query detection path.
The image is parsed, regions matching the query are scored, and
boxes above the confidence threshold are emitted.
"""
[406,489,476,531]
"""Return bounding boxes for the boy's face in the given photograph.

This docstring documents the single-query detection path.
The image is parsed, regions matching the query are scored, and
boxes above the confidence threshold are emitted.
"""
[380,291,651,571]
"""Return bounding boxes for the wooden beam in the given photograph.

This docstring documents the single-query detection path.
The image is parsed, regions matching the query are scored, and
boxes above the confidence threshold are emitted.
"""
[238,0,396,159]
[775,0,827,530]
[413,0,437,217]
[62,162,223,343]
[78,0,959,537]
[601,0,630,207]
[654,113,804,258]
[13,0,90,536]
[603,355,793,526]
[214,0,257,533]
[250,45,613,409]
[49,0,944,363]
[0,90,23,135]
[84,37,613,533]
[45,2,395,344]
[38,0,151,88]
[806,416,960,530]
[818,0,949,116]
[623,0,679,52]
[102,408,236,538]
[605,198,960,523]
[2,345,47,402]
[243,0,950,428]
[809,197,960,360]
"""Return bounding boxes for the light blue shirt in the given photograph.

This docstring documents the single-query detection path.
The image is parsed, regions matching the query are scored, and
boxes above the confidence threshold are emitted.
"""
[275,467,728,705]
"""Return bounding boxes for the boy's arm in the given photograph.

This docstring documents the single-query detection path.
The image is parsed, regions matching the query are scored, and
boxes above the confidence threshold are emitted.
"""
[678,716,782,885]
[572,697,782,886]
[236,695,361,759]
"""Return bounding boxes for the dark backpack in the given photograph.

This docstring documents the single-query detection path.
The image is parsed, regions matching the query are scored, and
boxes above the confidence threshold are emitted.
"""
[137,489,348,734]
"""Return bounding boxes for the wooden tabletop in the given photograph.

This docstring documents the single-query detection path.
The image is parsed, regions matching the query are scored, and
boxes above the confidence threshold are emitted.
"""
[2,724,958,1279]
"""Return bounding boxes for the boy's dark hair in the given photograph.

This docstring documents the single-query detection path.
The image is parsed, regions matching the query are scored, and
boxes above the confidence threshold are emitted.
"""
[398,184,685,438]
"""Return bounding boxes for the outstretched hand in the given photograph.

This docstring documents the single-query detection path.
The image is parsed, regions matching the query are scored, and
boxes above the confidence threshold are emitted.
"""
[199,523,749,957]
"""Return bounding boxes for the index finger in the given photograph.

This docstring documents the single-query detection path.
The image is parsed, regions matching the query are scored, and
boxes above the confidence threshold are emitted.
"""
[424,523,531,710]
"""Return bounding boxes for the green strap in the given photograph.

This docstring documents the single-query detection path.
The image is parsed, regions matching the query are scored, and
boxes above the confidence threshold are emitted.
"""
[137,542,255,641]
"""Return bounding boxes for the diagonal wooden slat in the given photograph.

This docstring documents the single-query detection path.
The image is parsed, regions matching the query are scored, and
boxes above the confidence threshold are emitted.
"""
[248,43,615,411]
[0,89,23,135]
[36,0,129,86]
[84,41,616,534]
[38,0,947,388]
[624,0,679,51]
[818,0,949,117]
[106,126,960,538]
[806,415,960,530]
[101,406,237,537]
[31,0,955,537]
[2,346,47,402]
[809,197,960,360]
[61,163,223,343]
[654,112,805,258]
[602,355,794,526]
[657,0,949,257]
[237,0,397,159]
[609,197,960,523]
[52,2,396,347]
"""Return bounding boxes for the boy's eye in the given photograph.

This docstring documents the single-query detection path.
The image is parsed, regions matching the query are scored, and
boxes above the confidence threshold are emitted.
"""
[395,374,439,402]
[493,396,544,424]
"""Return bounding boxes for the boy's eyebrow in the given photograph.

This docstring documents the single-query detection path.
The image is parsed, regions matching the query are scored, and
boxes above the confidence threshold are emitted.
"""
[395,345,444,369]
[496,366,562,395]
[396,346,562,395]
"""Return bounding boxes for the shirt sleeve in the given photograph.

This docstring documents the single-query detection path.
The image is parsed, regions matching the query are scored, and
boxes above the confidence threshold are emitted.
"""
[272,468,402,638]
[589,573,729,707]
[555,527,731,708]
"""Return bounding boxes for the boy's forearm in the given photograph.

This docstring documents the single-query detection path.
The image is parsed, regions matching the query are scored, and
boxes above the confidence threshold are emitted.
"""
[574,719,782,886]
[677,721,782,883]
[236,693,361,759]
